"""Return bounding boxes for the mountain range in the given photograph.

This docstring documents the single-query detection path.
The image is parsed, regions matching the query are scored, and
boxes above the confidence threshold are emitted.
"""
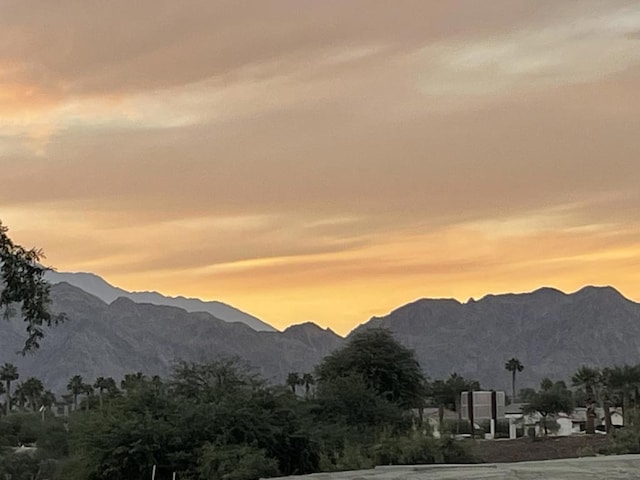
[0,281,341,393]
[2,271,640,395]
[357,286,640,390]
[44,271,275,331]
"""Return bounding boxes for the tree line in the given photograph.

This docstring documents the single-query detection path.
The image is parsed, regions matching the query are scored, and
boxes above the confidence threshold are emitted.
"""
[0,329,478,480]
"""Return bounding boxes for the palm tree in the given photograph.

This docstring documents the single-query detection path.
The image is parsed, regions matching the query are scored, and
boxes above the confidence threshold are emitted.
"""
[22,377,44,412]
[94,377,107,410]
[301,373,315,398]
[0,363,19,415]
[598,368,613,433]
[605,365,640,427]
[286,372,301,394]
[67,375,84,410]
[82,383,94,410]
[40,390,56,408]
[571,366,600,434]
[505,358,524,403]
[13,382,27,410]
[445,372,480,432]
[121,372,146,394]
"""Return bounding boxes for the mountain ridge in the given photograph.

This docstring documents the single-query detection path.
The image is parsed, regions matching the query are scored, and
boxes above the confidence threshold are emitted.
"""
[356,284,640,391]
[45,270,276,332]
[2,280,639,397]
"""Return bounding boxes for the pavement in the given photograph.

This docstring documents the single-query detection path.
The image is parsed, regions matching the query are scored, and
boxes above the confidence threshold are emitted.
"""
[267,454,640,479]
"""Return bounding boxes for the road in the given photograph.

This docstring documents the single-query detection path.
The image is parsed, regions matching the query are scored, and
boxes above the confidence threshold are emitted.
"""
[267,454,640,479]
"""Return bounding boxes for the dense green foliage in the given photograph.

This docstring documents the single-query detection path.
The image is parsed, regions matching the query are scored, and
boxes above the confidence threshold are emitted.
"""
[0,221,63,352]
[9,338,640,478]
[524,378,573,435]
[317,328,427,409]
[0,329,481,479]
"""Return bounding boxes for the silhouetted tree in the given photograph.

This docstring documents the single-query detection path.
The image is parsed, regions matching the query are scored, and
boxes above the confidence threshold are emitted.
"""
[525,379,573,435]
[67,375,84,410]
[286,372,301,394]
[0,363,19,415]
[505,358,524,403]
[571,366,600,434]
[0,221,63,352]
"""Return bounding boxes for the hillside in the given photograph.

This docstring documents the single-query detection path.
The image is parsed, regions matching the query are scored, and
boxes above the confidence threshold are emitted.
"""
[3,282,640,394]
[0,283,341,392]
[354,286,640,389]
[45,271,275,331]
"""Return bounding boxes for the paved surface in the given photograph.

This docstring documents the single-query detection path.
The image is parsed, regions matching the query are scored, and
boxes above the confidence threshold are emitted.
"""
[268,455,640,479]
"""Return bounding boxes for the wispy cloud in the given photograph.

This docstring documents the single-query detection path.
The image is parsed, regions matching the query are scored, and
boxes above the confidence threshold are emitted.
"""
[1,0,640,332]
[413,4,640,100]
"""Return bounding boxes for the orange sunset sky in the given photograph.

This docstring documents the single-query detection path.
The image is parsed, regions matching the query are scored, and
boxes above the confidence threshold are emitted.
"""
[2,1,640,335]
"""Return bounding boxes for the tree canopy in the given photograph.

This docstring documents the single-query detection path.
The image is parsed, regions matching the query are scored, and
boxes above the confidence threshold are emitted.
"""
[316,328,427,409]
[524,379,573,435]
[0,221,62,351]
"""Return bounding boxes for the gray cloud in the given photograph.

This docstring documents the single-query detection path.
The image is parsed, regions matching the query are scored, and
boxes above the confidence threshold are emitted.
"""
[2,0,640,330]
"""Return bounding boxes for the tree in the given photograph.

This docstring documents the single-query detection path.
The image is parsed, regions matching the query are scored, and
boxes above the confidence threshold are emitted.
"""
[94,377,106,410]
[120,372,148,394]
[286,372,301,395]
[599,368,615,433]
[605,365,640,426]
[171,358,261,402]
[94,376,118,410]
[444,373,480,419]
[0,221,63,352]
[21,376,44,412]
[82,383,94,410]
[571,366,600,434]
[40,390,56,408]
[525,379,573,435]
[0,362,19,415]
[505,358,524,403]
[67,375,84,410]
[301,373,315,398]
[316,328,427,409]
[12,382,27,409]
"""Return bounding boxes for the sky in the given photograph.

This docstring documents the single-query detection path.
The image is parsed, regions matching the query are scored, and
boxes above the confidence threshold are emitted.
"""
[2,0,640,335]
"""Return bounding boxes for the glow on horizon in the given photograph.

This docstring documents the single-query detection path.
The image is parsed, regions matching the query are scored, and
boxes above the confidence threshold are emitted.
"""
[2,1,640,335]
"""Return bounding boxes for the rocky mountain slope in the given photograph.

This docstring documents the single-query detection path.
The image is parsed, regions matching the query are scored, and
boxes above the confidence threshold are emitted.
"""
[45,271,275,331]
[355,286,640,390]
[2,281,639,395]
[0,283,341,393]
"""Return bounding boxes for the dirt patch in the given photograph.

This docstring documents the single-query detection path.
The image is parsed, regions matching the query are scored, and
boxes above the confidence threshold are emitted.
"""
[471,435,611,463]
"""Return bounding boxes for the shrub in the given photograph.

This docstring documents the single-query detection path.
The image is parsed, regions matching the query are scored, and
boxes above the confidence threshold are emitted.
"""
[199,444,279,480]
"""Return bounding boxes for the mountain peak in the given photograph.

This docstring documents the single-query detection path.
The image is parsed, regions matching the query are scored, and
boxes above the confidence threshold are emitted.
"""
[46,270,276,331]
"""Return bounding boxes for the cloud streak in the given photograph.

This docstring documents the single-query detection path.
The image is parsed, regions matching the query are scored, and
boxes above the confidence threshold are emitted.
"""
[2,0,640,333]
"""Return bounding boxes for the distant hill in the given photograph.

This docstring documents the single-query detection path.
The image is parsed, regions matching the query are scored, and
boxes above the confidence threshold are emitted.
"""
[45,271,275,332]
[0,283,342,393]
[353,286,640,390]
[3,280,639,395]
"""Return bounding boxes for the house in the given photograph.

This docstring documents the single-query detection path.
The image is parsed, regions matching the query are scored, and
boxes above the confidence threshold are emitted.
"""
[504,403,540,438]
[506,404,623,437]
[609,409,624,427]
[52,401,72,417]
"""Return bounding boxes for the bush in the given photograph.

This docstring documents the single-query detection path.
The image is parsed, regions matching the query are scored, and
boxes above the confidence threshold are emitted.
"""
[372,432,477,466]
[0,453,60,480]
[601,427,640,455]
[0,414,43,445]
[439,438,478,464]
[36,417,69,458]
[335,440,373,471]
[373,433,438,465]
[199,444,280,480]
